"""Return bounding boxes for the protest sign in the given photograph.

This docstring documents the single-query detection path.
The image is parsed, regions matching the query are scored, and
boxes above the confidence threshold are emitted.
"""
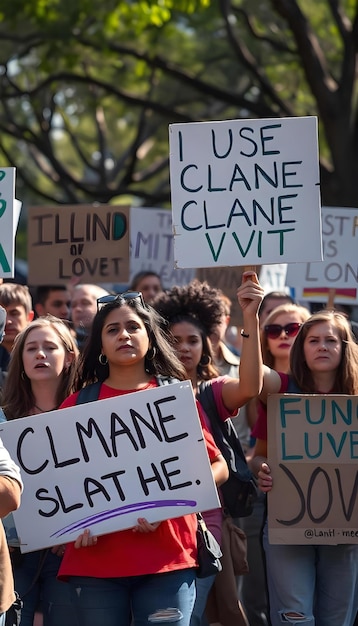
[259,263,289,294]
[169,117,322,269]
[130,207,195,288]
[0,381,220,553]
[267,394,358,545]
[286,206,358,304]
[27,204,130,285]
[0,168,16,278]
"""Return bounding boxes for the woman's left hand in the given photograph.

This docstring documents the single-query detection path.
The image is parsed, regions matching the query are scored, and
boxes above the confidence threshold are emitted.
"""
[237,271,264,315]
[74,528,98,549]
[133,518,161,533]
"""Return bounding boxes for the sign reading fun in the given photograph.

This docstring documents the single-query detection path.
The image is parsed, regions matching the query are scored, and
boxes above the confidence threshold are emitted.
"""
[169,117,322,268]
[267,394,358,545]
[0,381,220,553]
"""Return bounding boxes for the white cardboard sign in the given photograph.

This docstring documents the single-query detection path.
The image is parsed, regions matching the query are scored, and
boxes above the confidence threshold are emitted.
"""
[169,117,322,268]
[286,206,358,303]
[0,168,16,278]
[0,381,220,552]
[129,207,195,288]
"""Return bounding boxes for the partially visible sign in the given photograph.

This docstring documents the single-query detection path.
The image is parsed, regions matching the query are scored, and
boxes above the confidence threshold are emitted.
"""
[130,207,195,289]
[259,264,289,294]
[267,394,358,544]
[0,168,16,278]
[0,381,220,552]
[286,207,358,303]
[27,204,130,285]
[169,116,322,268]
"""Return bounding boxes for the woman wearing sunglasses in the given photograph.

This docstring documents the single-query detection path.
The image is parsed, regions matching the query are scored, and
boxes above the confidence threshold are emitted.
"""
[252,309,358,626]
[261,303,310,374]
[57,291,229,626]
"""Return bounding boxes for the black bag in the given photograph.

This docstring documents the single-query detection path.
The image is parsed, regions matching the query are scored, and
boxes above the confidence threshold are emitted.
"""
[5,592,22,626]
[197,382,258,518]
[196,513,222,578]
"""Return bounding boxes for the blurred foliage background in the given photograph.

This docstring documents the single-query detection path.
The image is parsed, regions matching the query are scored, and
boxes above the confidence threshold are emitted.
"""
[1,0,358,259]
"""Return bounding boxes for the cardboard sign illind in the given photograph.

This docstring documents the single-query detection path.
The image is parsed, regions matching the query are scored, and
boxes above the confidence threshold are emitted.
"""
[286,206,358,303]
[267,394,358,544]
[27,204,130,285]
[169,117,322,269]
[0,168,16,278]
[130,207,195,289]
[0,381,220,552]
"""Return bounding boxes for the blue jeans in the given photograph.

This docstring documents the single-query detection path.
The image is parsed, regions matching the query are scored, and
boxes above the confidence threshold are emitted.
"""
[68,569,196,626]
[190,574,216,626]
[13,549,78,626]
[263,521,358,626]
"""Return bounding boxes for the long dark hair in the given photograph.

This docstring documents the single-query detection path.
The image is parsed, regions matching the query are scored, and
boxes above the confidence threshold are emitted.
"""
[73,297,186,389]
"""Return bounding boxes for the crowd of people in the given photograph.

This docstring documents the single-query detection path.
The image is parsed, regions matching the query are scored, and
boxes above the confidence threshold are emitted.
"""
[0,270,357,626]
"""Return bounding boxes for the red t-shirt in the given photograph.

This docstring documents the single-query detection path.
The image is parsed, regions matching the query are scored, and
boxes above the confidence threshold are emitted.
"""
[251,373,288,441]
[58,378,221,579]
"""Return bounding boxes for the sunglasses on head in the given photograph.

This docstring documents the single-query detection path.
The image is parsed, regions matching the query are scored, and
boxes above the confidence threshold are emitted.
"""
[97,291,146,311]
[264,322,302,339]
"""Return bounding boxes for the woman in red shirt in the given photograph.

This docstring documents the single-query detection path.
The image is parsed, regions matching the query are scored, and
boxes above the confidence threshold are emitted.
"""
[59,292,228,626]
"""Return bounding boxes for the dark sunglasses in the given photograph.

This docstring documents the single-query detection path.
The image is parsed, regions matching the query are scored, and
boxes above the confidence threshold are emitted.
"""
[264,322,302,339]
[97,291,146,311]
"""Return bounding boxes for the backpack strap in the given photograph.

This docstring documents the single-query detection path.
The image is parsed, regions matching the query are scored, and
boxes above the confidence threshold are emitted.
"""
[76,377,180,405]
[76,381,102,405]
[197,381,252,481]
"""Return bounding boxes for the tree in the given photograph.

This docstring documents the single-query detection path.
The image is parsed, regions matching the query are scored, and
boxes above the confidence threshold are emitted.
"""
[0,0,357,207]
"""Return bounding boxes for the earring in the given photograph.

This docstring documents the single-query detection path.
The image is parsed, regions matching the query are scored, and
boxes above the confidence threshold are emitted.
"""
[146,346,156,361]
[21,370,27,381]
[98,353,108,365]
[199,354,211,366]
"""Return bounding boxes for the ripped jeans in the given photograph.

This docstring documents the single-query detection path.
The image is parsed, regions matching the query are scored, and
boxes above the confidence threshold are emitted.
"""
[68,569,196,626]
[263,520,358,626]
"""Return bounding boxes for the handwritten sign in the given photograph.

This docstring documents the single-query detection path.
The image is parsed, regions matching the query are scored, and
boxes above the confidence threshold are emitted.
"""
[267,394,358,544]
[169,117,322,268]
[286,206,358,303]
[0,381,220,552]
[259,264,289,294]
[0,168,16,278]
[27,204,130,285]
[130,207,195,288]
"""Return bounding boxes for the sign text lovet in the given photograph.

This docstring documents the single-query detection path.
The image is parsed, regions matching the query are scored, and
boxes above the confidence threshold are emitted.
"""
[169,117,322,268]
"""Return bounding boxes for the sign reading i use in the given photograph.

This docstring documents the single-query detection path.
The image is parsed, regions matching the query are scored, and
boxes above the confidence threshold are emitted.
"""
[169,117,322,268]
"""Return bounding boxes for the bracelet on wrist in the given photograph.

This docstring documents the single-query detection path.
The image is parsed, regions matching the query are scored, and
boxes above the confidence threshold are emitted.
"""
[241,329,250,338]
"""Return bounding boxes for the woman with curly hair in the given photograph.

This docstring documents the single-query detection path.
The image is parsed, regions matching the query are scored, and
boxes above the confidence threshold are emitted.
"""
[152,272,264,626]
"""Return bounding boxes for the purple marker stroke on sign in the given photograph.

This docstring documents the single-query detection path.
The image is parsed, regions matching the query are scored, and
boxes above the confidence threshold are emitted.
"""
[51,499,197,538]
